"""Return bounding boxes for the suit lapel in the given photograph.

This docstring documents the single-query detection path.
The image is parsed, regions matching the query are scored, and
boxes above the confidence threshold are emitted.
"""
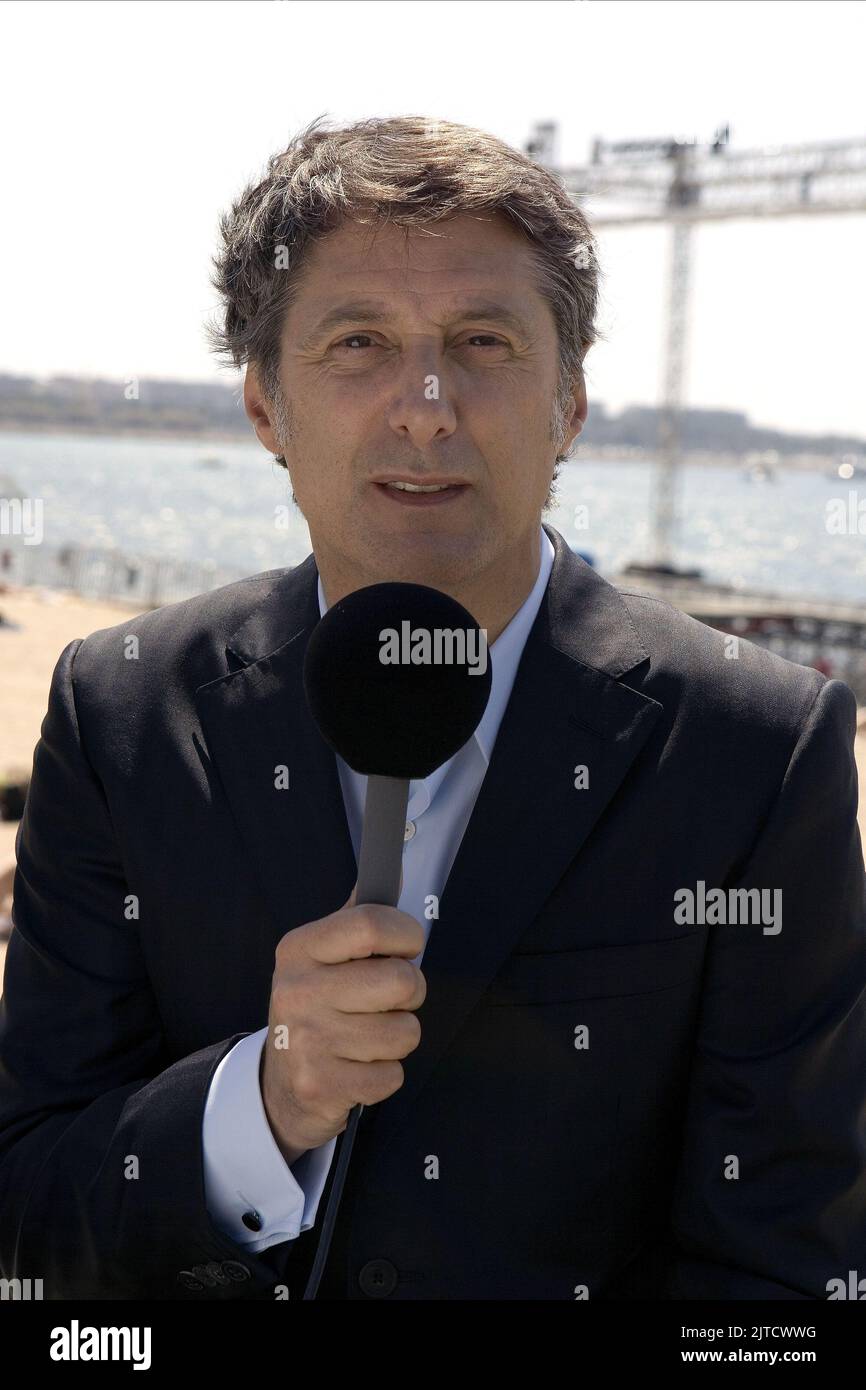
[193,526,664,1151]
[194,554,357,956]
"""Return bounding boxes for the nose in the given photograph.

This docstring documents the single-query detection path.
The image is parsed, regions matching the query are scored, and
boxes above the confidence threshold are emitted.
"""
[384,345,458,448]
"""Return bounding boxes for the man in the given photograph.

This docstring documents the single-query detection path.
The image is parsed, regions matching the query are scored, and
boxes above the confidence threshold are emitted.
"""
[1,115,865,1301]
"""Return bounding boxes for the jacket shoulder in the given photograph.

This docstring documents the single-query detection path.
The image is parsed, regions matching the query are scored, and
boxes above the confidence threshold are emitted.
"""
[63,565,298,706]
[615,585,837,736]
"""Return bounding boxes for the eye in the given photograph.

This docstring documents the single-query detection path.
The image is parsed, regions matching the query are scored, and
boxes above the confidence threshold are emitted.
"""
[332,334,378,351]
[330,333,508,352]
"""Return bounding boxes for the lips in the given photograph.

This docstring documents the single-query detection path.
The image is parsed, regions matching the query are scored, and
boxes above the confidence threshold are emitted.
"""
[372,480,468,506]
[372,477,469,489]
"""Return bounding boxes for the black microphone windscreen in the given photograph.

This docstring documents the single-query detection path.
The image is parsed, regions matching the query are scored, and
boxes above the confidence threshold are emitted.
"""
[303,582,492,778]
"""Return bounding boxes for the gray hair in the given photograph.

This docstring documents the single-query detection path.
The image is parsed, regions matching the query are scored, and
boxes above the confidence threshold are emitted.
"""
[206,114,605,481]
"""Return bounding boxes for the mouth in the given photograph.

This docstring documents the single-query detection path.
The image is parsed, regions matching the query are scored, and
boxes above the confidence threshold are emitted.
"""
[372,478,469,507]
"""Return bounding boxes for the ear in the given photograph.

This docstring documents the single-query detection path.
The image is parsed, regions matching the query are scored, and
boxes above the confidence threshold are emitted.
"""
[566,373,589,449]
[243,365,281,455]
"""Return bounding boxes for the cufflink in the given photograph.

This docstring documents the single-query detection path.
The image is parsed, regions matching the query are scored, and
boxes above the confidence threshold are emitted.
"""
[242,1209,263,1232]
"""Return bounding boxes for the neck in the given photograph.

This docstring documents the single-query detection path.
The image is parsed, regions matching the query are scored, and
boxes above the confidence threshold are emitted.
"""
[317,526,545,647]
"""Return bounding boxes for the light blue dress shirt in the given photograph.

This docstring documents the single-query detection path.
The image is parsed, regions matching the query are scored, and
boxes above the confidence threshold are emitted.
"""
[202,525,556,1253]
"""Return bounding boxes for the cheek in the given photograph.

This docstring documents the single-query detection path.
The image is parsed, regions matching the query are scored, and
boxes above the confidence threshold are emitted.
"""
[480,388,551,445]
[298,460,361,529]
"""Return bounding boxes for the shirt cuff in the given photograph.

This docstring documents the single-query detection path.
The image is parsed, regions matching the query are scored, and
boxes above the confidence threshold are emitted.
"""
[202,1027,337,1253]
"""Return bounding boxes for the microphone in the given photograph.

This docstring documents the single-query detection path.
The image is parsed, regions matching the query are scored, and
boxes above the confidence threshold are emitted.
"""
[304,580,493,902]
[300,581,492,1297]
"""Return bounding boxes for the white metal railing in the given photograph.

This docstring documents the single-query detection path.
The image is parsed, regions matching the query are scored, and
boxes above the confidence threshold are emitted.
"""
[0,541,252,608]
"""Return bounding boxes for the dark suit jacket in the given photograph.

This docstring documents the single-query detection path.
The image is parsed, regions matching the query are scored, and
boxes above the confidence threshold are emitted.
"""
[1,523,865,1300]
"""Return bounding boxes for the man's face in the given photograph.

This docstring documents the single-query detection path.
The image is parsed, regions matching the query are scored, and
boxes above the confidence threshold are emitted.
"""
[245,211,586,604]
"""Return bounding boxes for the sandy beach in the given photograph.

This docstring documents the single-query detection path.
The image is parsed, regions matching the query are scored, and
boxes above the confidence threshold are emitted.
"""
[2,582,866,981]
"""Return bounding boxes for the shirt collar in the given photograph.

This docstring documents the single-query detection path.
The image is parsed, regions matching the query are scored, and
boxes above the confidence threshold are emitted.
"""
[316,524,555,771]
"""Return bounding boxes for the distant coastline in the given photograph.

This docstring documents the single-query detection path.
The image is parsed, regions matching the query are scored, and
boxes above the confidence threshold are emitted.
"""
[0,420,853,473]
[0,420,248,445]
[2,372,864,470]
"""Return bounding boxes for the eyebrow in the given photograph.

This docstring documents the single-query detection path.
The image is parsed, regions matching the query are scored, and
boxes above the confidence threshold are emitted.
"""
[297,299,534,350]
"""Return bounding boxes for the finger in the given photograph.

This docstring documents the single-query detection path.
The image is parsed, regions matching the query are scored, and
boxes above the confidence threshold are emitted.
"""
[306,904,425,966]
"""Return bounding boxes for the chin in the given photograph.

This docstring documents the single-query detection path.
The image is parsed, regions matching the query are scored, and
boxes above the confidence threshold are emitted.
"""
[389,546,479,592]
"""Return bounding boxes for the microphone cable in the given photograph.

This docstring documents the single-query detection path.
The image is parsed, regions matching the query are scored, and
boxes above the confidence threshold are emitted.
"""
[301,1101,363,1299]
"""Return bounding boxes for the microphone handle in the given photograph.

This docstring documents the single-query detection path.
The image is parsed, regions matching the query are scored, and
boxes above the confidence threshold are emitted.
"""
[302,774,410,1299]
[355,774,411,908]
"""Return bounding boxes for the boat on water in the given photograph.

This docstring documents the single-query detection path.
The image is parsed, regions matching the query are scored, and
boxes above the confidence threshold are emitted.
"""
[741,461,776,483]
[831,456,866,482]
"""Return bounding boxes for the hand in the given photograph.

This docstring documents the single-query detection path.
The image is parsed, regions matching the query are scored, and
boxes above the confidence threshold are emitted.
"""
[260,883,426,1166]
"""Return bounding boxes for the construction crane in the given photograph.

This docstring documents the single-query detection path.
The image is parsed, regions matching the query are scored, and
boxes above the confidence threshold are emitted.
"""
[524,122,866,575]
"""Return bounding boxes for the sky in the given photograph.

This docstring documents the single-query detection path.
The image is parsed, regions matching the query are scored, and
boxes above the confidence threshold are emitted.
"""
[1,0,864,438]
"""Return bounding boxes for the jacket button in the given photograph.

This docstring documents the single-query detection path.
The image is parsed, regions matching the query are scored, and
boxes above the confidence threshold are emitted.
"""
[222,1261,251,1282]
[177,1270,205,1291]
[193,1261,230,1287]
[358,1258,398,1297]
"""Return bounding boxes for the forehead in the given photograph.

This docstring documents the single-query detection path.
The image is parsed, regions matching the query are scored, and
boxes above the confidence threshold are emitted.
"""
[293,211,544,307]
